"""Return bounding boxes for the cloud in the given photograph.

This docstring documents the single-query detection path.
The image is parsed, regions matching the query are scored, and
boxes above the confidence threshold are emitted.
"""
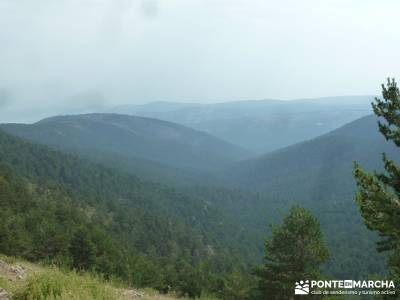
[0,0,399,123]
[0,89,11,108]
[140,0,159,19]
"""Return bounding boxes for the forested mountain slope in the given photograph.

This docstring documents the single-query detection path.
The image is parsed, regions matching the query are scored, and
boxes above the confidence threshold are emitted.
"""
[217,114,399,278]
[0,114,392,281]
[0,114,252,181]
[0,129,259,296]
[109,96,373,153]
[221,115,398,192]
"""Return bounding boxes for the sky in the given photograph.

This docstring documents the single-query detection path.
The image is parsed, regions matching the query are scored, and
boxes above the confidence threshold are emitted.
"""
[0,0,400,122]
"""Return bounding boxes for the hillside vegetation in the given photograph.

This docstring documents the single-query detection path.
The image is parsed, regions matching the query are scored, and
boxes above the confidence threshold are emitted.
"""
[216,115,399,277]
[0,130,259,298]
[1,114,394,280]
[0,255,218,300]
[1,110,398,297]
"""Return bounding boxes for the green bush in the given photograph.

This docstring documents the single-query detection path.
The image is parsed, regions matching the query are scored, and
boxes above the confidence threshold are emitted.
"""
[13,269,116,300]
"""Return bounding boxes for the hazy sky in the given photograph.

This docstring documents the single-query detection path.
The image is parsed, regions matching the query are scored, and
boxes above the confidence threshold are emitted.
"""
[1,0,400,122]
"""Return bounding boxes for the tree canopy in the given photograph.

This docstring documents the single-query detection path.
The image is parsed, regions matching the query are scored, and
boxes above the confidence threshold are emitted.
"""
[256,205,329,299]
[354,78,400,287]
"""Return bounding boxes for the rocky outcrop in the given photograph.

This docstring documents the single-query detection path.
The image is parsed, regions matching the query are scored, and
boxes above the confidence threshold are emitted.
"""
[0,260,28,282]
[0,288,10,300]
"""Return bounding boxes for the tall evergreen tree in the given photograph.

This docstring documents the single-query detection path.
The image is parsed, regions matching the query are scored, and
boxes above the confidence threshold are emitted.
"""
[255,205,329,300]
[354,78,400,286]
[69,227,96,270]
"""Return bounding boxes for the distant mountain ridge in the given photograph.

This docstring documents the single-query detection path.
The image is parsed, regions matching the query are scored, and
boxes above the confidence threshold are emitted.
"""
[0,113,252,181]
[109,96,374,153]
[220,114,397,190]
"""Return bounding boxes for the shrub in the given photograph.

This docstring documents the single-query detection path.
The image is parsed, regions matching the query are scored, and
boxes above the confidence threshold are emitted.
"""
[13,268,116,300]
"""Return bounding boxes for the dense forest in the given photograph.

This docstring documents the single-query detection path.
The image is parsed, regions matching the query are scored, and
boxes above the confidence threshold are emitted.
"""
[0,130,259,297]
[1,113,393,278]
[1,82,400,299]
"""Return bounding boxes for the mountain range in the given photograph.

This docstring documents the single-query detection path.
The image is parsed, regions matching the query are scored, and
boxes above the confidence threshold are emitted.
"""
[0,114,251,182]
[108,96,374,153]
[0,110,394,279]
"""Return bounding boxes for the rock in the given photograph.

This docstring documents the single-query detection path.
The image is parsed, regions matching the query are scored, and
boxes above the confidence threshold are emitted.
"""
[118,288,144,298]
[0,260,28,282]
[0,288,10,300]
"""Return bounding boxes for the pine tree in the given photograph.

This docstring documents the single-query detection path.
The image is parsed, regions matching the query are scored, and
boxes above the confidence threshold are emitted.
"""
[255,205,329,300]
[354,78,400,285]
[221,268,255,300]
[69,227,96,270]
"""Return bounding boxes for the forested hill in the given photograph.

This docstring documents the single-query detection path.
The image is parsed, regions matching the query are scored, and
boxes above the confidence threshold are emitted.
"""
[0,113,252,181]
[215,114,399,277]
[0,129,260,296]
[220,114,398,191]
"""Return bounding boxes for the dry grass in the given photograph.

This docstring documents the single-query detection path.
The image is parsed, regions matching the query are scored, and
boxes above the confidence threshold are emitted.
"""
[0,255,220,300]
